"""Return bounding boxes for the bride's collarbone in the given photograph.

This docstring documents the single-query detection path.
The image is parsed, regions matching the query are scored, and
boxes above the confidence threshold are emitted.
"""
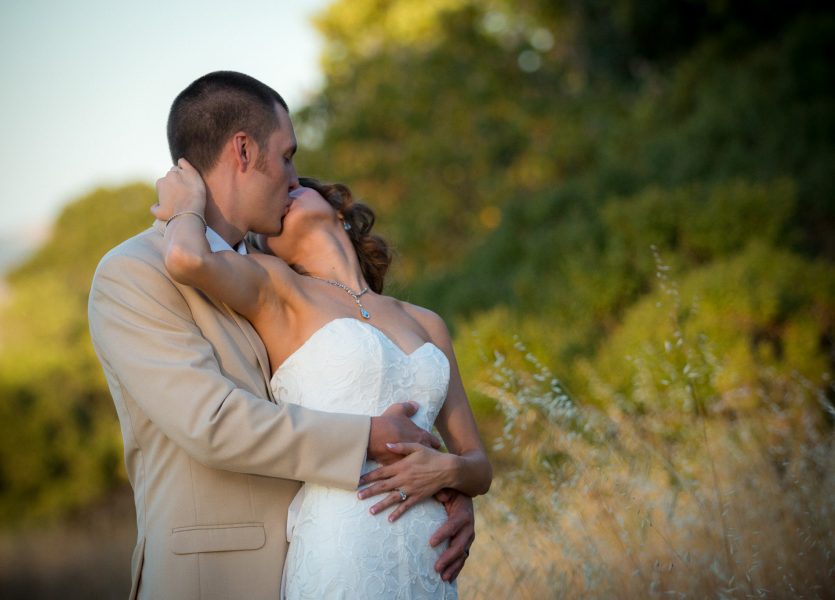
[290,282,431,346]
[301,311,431,356]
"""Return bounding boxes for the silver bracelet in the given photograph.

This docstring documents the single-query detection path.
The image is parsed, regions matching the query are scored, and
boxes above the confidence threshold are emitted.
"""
[165,210,207,232]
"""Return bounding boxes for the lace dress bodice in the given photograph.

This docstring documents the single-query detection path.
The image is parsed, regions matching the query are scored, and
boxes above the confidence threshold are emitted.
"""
[271,318,456,599]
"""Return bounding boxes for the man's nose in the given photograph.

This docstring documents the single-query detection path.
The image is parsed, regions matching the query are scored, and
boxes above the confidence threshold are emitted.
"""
[288,164,300,190]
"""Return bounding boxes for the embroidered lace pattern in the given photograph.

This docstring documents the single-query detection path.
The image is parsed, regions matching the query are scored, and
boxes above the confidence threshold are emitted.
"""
[271,318,456,599]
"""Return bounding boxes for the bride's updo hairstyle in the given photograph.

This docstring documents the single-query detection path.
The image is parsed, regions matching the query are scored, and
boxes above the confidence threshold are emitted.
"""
[298,177,392,294]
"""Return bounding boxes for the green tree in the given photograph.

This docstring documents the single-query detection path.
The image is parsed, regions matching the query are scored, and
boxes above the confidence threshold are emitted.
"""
[588,242,835,418]
[0,184,153,524]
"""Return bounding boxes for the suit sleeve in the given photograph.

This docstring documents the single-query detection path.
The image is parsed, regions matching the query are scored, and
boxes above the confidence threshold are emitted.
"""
[88,250,370,489]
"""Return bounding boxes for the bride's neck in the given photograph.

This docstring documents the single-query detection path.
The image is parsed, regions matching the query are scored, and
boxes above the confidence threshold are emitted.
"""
[291,230,367,291]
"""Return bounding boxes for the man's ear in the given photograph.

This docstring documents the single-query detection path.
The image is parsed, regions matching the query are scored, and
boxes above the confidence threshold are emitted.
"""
[231,132,252,172]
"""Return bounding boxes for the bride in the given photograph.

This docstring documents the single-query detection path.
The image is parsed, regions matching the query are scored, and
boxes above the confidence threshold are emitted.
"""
[153,159,492,598]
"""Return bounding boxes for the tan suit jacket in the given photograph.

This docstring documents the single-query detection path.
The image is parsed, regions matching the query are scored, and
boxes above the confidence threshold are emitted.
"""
[88,221,370,599]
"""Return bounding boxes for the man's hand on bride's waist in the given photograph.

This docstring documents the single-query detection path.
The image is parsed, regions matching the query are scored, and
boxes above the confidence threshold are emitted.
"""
[367,401,440,465]
[431,490,475,582]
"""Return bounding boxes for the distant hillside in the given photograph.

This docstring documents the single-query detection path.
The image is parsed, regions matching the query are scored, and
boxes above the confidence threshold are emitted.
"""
[0,184,154,524]
[0,230,41,277]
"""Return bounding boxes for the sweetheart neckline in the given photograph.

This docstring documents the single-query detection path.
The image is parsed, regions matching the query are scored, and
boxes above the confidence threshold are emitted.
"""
[272,317,440,377]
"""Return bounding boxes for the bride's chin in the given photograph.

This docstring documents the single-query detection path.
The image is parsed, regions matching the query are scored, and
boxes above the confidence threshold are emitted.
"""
[276,212,300,237]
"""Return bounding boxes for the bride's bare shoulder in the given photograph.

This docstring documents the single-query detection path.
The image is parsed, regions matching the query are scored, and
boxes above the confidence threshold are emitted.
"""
[396,300,452,348]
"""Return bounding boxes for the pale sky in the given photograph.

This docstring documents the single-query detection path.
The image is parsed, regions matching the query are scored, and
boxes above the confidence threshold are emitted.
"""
[0,0,332,250]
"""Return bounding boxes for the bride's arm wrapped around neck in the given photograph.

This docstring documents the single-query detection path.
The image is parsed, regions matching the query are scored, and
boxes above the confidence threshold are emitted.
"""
[153,158,297,323]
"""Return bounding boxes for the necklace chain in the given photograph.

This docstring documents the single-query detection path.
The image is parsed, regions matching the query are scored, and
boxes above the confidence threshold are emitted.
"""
[310,276,371,319]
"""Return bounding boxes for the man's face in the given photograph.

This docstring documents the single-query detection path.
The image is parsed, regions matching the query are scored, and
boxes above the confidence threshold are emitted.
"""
[242,104,299,235]
[265,186,335,263]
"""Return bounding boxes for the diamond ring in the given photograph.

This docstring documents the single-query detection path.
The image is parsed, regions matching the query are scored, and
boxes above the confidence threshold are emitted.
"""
[397,488,407,502]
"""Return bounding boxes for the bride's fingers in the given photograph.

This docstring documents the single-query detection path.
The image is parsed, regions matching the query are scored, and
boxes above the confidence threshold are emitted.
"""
[357,481,386,500]
[384,442,422,456]
[358,464,392,486]
[368,491,404,516]
[387,494,421,522]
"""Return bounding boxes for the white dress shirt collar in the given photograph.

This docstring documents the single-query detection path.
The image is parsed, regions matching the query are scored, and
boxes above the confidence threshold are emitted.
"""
[206,227,248,255]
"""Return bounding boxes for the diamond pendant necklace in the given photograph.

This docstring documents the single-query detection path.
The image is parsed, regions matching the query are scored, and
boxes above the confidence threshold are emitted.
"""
[310,276,371,319]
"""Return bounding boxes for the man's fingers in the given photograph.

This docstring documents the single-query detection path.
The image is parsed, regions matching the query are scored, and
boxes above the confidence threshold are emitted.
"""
[399,401,418,417]
[430,491,474,580]
[381,401,413,418]
[434,546,464,577]
[434,489,453,504]
[441,556,466,582]
[423,431,442,450]
[429,516,459,547]
[434,528,473,574]
[369,401,439,463]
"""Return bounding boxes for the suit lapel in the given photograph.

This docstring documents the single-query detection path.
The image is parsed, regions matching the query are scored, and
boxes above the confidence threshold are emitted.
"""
[152,220,276,402]
[195,287,275,402]
[222,303,275,401]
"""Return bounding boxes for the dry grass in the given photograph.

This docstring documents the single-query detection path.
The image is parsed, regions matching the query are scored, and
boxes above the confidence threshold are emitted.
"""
[0,487,135,599]
[456,340,835,599]
[3,253,833,598]
[2,388,832,599]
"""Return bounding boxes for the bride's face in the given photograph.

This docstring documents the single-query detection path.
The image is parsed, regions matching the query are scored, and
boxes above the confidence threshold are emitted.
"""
[266,186,338,260]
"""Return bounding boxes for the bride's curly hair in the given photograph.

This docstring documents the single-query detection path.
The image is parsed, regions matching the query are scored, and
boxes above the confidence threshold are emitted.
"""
[300,177,392,293]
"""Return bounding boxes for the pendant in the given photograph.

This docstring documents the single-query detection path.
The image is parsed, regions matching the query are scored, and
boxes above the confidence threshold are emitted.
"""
[361,308,371,319]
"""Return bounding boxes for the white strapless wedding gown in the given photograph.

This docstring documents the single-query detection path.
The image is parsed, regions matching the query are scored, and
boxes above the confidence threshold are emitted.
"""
[270,318,457,599]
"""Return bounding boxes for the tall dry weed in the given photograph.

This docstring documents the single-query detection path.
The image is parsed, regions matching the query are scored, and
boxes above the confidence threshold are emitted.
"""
[458,250,835,599]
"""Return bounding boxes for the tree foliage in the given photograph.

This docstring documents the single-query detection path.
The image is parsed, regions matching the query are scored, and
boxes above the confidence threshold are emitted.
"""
[296,0,835,414]
[0,185,153,524]
[1,1,833,523]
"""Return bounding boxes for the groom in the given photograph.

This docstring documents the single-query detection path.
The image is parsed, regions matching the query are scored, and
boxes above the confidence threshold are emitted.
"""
[88,71,474,599]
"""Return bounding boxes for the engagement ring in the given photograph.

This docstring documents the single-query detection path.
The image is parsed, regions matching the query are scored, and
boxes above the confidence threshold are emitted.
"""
[397,488,407,502]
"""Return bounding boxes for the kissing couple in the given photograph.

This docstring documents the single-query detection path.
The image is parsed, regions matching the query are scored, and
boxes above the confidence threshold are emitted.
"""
[89,71,491,599]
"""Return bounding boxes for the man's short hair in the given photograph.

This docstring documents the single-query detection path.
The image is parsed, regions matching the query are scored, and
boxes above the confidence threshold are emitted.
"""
[167,71,288,173]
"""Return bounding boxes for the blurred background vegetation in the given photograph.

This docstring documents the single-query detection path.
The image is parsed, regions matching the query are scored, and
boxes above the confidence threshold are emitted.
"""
[1,0,834,597]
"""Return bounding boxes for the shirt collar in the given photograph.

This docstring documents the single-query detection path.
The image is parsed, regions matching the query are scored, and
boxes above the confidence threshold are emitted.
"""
[206,226,248,255]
